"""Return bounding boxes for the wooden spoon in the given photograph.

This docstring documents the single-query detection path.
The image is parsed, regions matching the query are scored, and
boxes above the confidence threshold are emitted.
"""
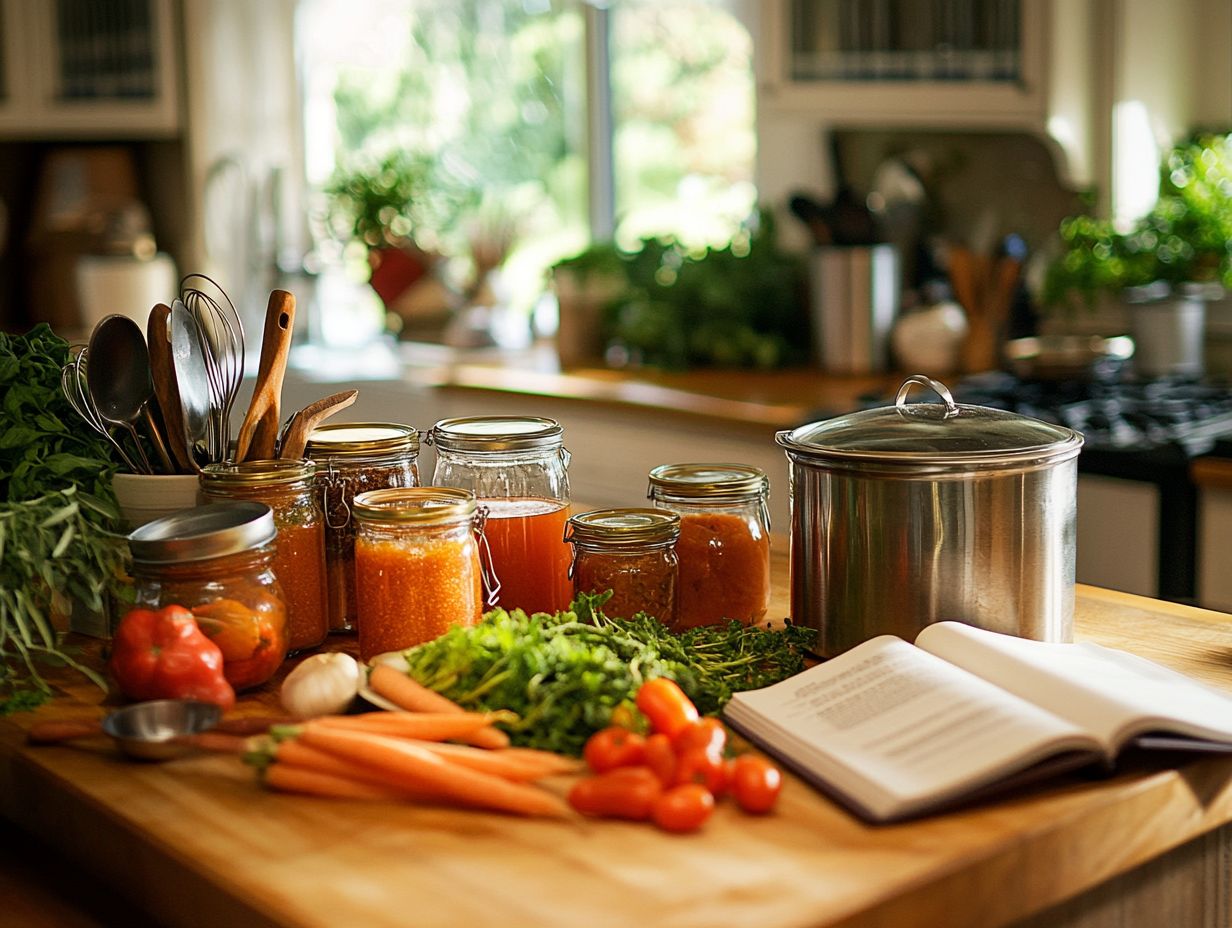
[146,302,194,473]
[279,389,359,460]
[234,290,296,463]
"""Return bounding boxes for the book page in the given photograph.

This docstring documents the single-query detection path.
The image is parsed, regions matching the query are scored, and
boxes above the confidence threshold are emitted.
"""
[723,635,1099,821]
[915,622,1232,752]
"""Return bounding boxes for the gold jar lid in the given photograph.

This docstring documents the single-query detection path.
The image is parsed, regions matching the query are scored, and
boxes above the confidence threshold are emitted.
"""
[429,415,563,453]
[565,508,680,547]
[200,459,315,489]
[304,422,419,459]
[647,462,768,503]
[352,487,476,525]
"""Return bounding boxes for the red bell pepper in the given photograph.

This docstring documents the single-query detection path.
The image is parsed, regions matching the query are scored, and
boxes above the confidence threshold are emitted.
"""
[108,605,236,711]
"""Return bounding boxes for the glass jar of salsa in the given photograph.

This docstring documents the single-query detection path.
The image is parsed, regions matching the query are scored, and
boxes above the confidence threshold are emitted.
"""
[305,422,420,634]
[429,415,572,616]
[647,463,772,630]
[128,502,288,690]
[199,459,329,653]
[564,508,680,625]
[351,487,486,661]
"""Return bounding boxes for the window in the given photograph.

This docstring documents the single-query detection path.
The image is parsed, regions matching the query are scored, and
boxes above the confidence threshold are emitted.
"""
[296,0,755,340]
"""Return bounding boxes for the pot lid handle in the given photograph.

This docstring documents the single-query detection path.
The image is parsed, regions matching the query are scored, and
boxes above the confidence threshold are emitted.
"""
[895,375,960,419]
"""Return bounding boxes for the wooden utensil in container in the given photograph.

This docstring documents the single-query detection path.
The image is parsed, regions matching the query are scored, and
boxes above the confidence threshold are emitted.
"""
[146,302,194,472]
[235,290,296,463]
[278,390,359,460]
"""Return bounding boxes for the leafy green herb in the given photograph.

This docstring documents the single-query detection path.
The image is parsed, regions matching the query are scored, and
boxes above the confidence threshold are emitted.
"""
[394,591,814,756]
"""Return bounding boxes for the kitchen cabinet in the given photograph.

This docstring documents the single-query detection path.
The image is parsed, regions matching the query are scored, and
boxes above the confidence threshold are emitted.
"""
[0,0,180,138]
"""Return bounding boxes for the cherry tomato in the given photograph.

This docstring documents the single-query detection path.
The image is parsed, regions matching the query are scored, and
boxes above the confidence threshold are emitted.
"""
[635,678,699,738]
[652,783,715,834]
[672,717,727,759]
[673,747,729,796]
[583,726,647,773]
[730,755,783,815]
[568,766,663,821]
[643,732,677,785]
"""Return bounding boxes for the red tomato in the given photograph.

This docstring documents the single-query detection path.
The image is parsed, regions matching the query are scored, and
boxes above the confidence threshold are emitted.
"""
[731,755,783,814]
[568,766,663,821]
[673,747,729,796]
[643,732,677,785]
[672,717,727,759]
[583,726,647,773]
[652,783,715,834]
[635,678,699,738]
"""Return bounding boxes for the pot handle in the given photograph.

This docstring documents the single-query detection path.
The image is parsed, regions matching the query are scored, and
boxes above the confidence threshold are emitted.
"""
[895,375,960,418]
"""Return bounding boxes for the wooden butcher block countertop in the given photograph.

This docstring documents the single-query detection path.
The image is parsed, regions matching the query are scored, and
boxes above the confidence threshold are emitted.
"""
[4,569,1232,928]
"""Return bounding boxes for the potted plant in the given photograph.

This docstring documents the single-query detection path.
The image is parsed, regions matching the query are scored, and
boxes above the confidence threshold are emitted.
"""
[549,242,629,368]
[1042,131,1232,377]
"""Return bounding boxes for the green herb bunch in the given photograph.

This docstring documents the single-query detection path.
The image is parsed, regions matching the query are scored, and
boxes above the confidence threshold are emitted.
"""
[394,591,814,756]
[1,325,128,711]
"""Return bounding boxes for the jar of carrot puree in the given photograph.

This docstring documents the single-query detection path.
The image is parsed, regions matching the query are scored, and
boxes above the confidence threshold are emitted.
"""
[647,463,771,630]
[352,487,486,661]
[429,416,572,616]
[565,508,680,626]
[305,423,420,634]
[200,459,328,653]
[128,502,288,690]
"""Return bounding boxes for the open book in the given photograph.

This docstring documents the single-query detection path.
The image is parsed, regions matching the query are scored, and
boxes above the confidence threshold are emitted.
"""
[722,621,1232,823]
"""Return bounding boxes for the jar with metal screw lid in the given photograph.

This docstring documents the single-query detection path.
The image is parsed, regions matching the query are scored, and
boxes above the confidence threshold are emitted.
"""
[351,487,491,661]
[429,415,572,615]
[648,462,772,630]
[304,422,420,634]
[127,502,288,690]
[199,459,329,653]
[564,508,680,625]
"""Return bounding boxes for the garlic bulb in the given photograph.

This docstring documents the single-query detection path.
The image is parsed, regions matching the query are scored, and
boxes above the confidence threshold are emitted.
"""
[280,652,362,719]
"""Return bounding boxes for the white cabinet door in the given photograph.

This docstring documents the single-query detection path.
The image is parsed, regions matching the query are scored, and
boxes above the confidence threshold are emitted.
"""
[1076,474,1159,598]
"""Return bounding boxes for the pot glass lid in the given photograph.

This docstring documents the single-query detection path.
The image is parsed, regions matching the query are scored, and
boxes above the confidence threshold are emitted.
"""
[781,375,1083,459]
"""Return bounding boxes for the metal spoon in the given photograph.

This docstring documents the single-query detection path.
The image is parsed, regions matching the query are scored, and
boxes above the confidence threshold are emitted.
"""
[60,346,143,473]
[169,300,215,466]
[86,315,174,475]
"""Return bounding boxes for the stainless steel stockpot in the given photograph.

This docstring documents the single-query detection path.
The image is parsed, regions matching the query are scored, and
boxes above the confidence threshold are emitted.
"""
[775,375,1084,657]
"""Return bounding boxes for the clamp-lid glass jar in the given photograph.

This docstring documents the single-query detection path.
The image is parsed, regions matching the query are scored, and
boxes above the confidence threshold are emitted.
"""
[305,422,420,634]
[200,459,329,653]
[429,415,572,616]
[352,487,486,661]
[564,508,679,625]
[648,462,771,630]
[128,502,288,690]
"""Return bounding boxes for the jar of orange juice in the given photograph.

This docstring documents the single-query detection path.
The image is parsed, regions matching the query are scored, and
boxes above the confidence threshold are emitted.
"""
[429,416,572,616]
[648,463,771,630]
[351,487,487,661]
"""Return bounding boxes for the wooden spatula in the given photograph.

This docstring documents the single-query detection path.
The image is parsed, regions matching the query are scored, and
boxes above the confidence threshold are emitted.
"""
[278,389,359,461]
[234,290,296,463]
[146,302,195,472]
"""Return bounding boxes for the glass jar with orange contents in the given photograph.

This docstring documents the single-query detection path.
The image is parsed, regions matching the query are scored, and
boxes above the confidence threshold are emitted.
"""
[647,462,771,630]
[199,459,329,653]
[564,508,680,625]
[429,416,572,616]
[128,502,289,690]
[351,487,488,661]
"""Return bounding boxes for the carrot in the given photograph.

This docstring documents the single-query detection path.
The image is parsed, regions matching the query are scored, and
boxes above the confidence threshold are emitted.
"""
[368,664,510,749]
[265,763,408,801]
[308,711,501,742]
[496,747,587,775]
[272,739,425,797]
[397,740,562,781]
[298,726,570,818]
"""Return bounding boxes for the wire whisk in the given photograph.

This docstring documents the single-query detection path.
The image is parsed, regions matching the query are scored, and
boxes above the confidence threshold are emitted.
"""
[179,274,245,463]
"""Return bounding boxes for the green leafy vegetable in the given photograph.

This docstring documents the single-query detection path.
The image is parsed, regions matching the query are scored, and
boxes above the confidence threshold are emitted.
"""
[393,591,814,756]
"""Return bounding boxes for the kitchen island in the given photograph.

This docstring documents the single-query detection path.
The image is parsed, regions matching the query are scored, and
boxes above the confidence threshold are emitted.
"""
[3,553,1232,927]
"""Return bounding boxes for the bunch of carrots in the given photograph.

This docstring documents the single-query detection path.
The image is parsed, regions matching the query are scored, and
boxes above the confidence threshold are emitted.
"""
[244,663,580,818]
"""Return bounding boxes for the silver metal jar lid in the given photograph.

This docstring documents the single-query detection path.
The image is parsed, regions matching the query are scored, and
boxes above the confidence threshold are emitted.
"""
[128,501,276,564]
[776,375,1084,471]
[647,463,768,502]
[428,416,563,453]
[351,487,477,525]
[304,422,419,458]
[565,508,680,547]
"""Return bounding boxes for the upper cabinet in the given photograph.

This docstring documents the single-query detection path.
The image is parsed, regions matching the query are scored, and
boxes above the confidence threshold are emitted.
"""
[0,0,180,138]
[759,0,1049,128]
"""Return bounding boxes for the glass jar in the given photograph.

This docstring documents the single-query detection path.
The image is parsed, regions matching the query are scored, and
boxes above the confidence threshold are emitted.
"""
[200,459,329,653]
[648,463,772,630]
[128,502,288,690]
[352,487,485,661]
[305,422,420,633]
[429,415,572,615]
[564,508,679,625]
